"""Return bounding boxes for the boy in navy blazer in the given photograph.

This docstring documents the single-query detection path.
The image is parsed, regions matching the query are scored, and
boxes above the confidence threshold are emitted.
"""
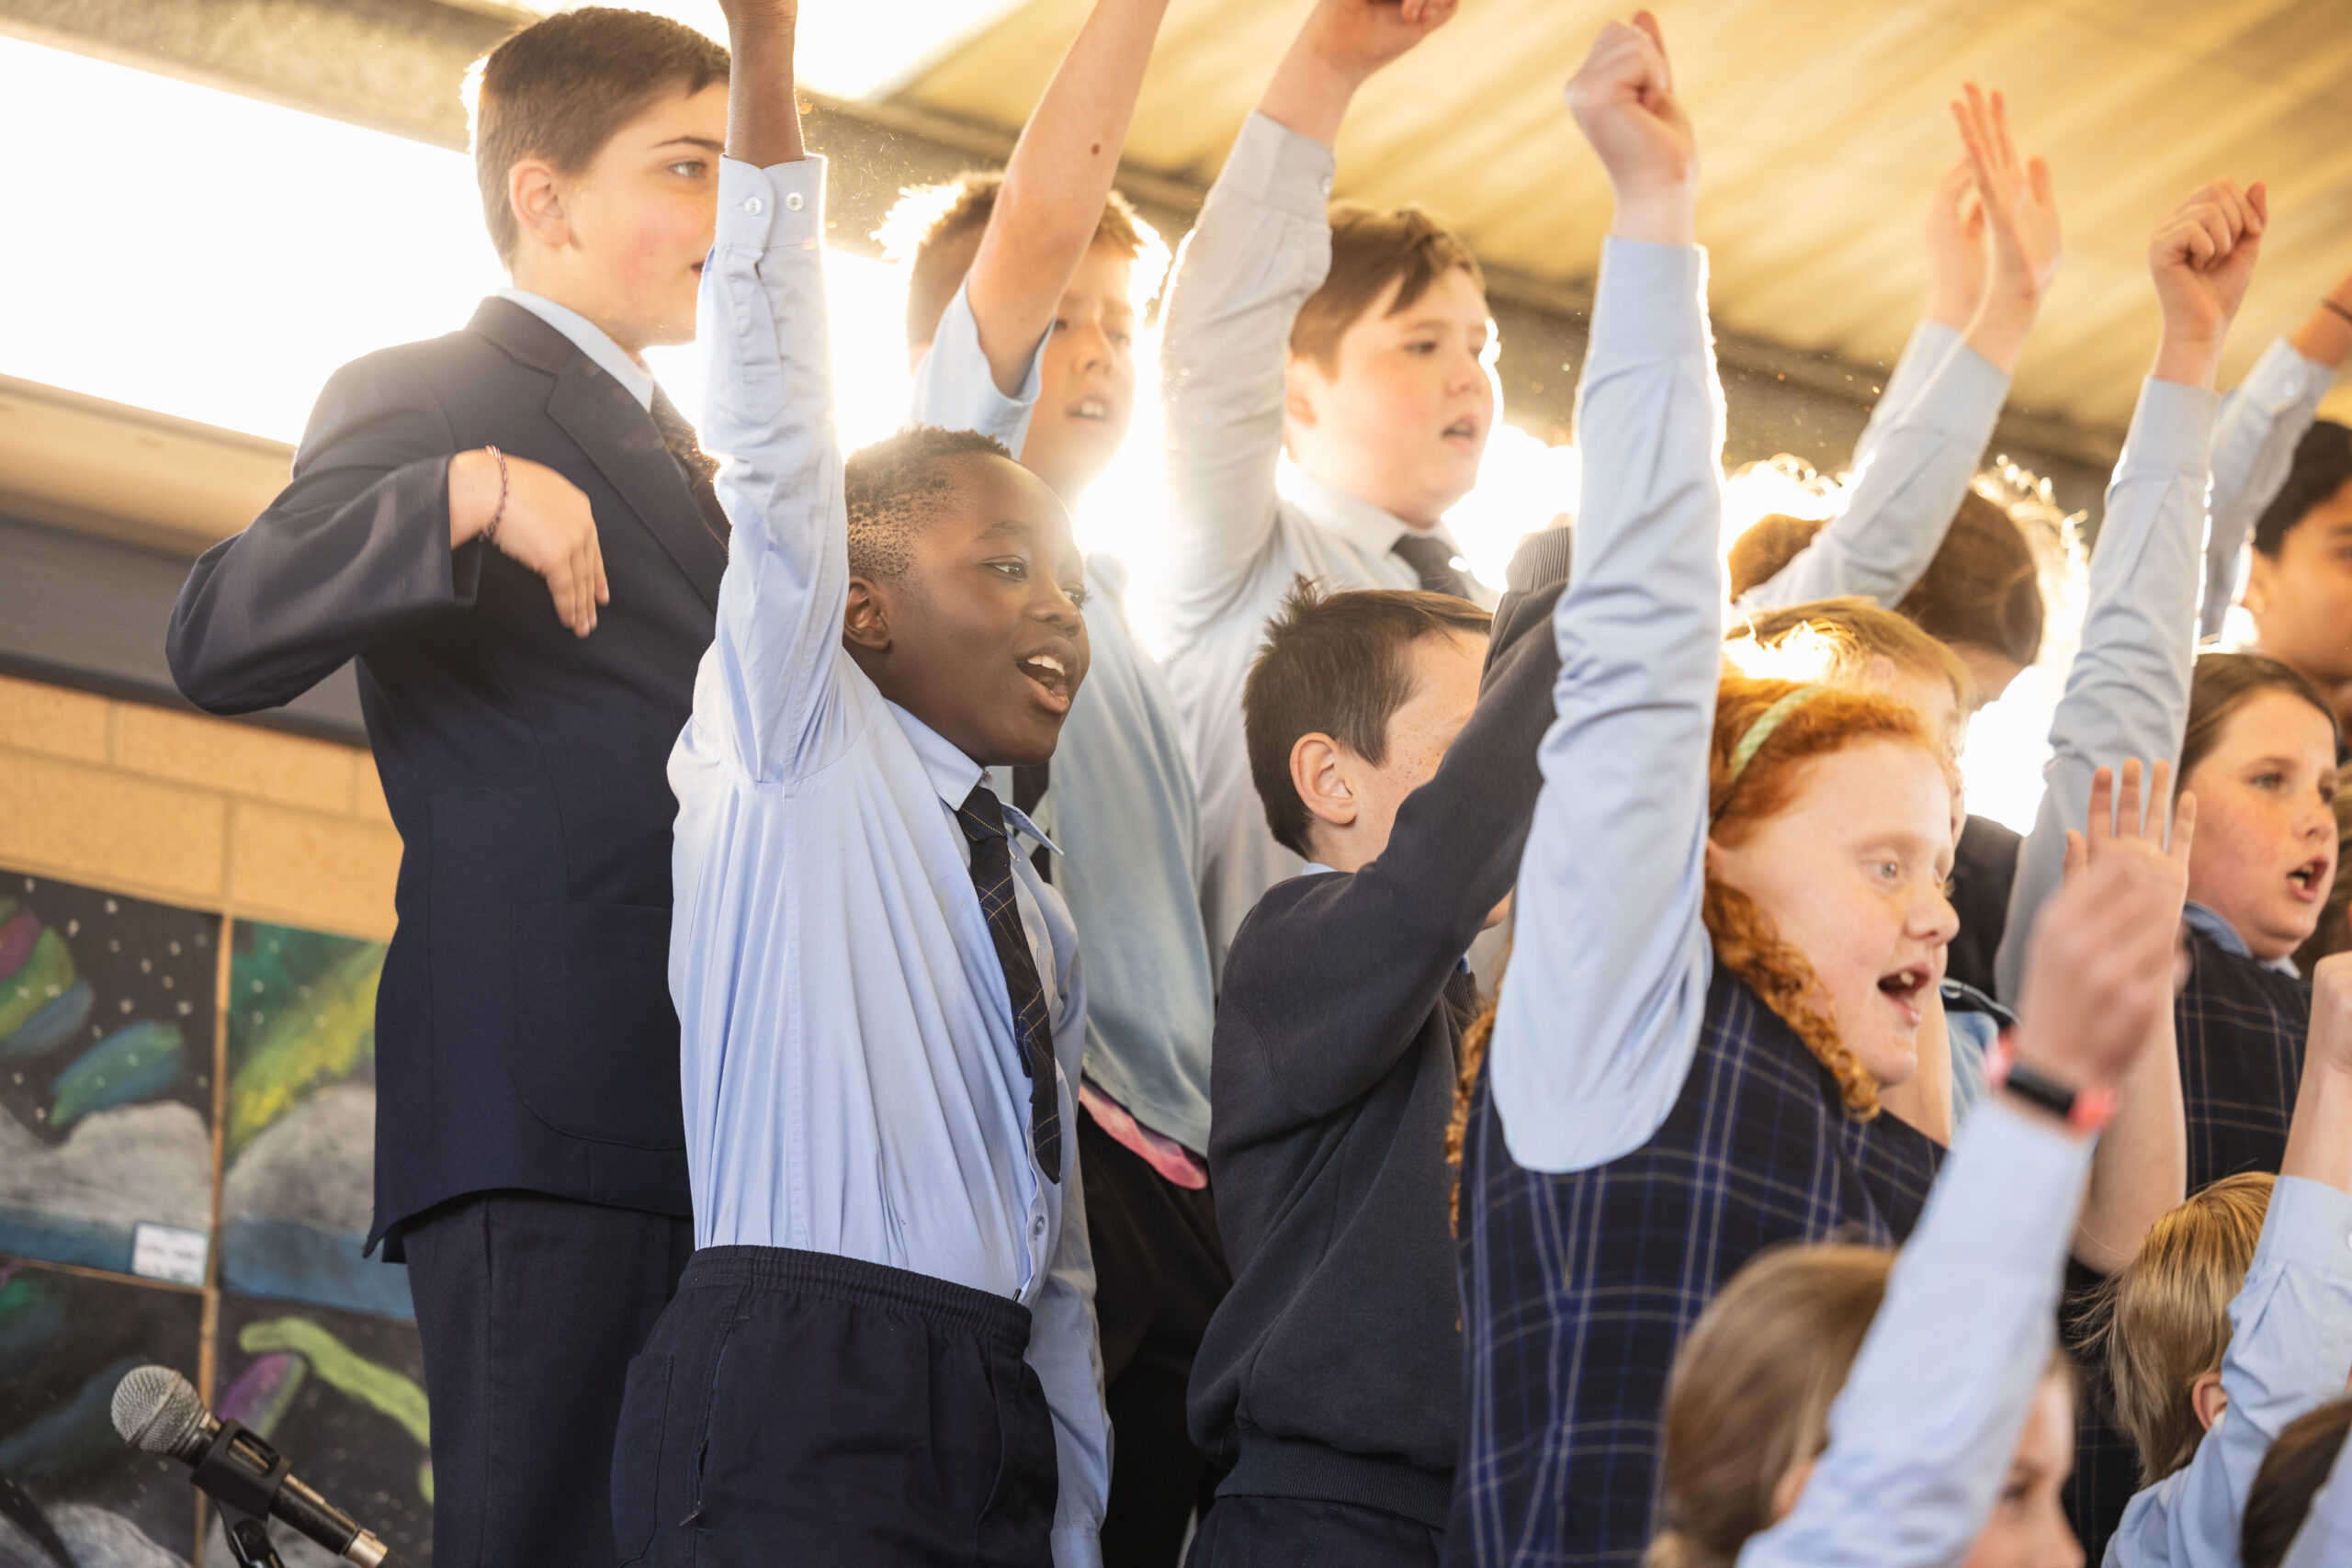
[166,10,731,1563]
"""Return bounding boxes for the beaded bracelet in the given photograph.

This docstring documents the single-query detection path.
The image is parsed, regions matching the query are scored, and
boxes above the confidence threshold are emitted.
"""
[1984,1029,2116,1134]
[2324,298,2352,329]
[481,445,511,547]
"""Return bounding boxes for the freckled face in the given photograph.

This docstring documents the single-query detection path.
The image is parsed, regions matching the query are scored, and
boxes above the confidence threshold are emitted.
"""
[2183,690,2340,960]
[1708,741,1960,1088]
[1332,630,1489,862]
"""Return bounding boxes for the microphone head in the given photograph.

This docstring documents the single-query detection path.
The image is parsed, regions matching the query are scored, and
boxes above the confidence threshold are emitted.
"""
[112,1365,209,1459]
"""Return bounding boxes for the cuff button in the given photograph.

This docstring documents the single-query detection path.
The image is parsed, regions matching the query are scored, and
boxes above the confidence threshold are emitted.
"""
[785,191,805,211]
[743,196,763,215]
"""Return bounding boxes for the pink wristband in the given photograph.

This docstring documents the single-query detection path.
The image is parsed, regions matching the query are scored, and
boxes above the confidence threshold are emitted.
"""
[1984,1030,2117,1134]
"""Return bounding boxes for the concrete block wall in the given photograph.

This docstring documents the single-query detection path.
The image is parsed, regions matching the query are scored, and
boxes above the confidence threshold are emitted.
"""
[0,672,397,940]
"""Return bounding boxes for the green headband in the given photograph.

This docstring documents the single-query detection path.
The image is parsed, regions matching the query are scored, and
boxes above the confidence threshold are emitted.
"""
[1716,684,1825,818]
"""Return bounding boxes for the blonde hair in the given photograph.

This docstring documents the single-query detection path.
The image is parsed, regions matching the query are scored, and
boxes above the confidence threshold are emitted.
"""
[2087,1172,2274,1485]
[1645,1245,1893,1568]
[1450,675,1946,1225]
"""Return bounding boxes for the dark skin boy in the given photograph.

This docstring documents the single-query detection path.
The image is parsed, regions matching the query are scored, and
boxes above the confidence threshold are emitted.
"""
[720,0,1091,765]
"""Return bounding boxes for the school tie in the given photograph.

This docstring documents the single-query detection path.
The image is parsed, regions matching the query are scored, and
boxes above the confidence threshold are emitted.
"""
[955,783,1064,1181]
[1012,762,1052,884]
[650,385,731,550]
[1391,532,1475,600]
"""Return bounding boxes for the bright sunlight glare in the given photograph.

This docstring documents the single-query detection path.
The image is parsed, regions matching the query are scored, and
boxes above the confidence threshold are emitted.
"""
[0,38,2070,833]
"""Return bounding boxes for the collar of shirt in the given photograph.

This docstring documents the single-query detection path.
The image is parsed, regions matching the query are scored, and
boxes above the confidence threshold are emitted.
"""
[2184,899,2301,976]
[1299,862,1472,976]
[496,288,656,411]
[1284,470,1468,566]
[887,700,1061,861]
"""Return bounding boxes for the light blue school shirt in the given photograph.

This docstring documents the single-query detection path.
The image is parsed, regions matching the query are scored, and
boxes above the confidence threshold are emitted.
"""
[2201,335,2342,641]
[906,276,1217,1154]
[1740,316,2013,615]
[1994,378,2216,1004]
[495,288,655,409]
[2102,1175,2352,1568]
[671,154,1108,1566]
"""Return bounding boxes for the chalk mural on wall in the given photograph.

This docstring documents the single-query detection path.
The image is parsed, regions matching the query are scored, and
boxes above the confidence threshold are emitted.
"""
[206,1296,432,1567]
[0,1258,204,1567]
[220,924,406,1320]
[0,875,219,1282]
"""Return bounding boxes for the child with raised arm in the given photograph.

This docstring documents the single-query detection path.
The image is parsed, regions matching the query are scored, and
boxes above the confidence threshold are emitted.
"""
[2094,953,2352,1568]
[1156,0,1487,976]
[612,5,1109,1562]
[1741,86,2058,659]
[1645,807,2190,1568]
[879,12,1229,1555]
[1450,19,2208,1563]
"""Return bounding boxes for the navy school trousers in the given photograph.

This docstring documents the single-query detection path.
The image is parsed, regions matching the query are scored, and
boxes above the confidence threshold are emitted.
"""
[610,1245,1059,1567]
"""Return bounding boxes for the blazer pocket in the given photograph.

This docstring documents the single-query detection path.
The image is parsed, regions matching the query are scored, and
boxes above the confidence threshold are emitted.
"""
[509,900,688,1150]
[609,1351,671,1562]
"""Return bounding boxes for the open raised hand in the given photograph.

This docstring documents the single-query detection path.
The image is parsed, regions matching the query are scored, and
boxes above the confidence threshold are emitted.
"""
[1565,11,1697,246]
[1950,85,2058,372]
[1921,158,1987,331]
[2020,759,2195,1095]
[2149,177,2267,387]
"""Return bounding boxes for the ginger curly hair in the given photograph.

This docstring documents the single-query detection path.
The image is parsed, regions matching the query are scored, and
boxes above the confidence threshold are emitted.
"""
[1449,674,1946,1227]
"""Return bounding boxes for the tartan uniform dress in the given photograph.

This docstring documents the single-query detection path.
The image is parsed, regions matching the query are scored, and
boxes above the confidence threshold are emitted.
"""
[1447,962,1943,1568]
[2065,920,2312,1561]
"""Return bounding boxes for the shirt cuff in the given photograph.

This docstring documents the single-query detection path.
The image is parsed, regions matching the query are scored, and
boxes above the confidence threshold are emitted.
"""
[2242,334,2336,415]
[1916,338,2012,434]
[1589,238,1711,361]
[2255,1175,2352,1281]
[2117,377,2219,481]
[716,155,828,254]
[1216,111,1338,222]
[1050,1522,1104,1568]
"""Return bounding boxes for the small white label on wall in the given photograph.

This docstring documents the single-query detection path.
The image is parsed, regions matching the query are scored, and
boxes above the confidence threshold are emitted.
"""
[131,1223,209,1286]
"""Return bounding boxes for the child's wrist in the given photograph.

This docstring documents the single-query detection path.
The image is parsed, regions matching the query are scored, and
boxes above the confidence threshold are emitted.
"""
[1610,184,1697,247]
[2150,330,2225,389]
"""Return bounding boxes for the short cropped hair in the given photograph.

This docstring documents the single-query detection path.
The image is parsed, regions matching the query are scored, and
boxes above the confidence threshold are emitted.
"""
[842,425,1015,581]
[2253,420,2352,557]
[1727,492,2044,668]
[468,8,730,265]
[879,172,1166,351]
[2088,1172,2273,1486]
[1290,203,1486,375]
[1244,578,1492,858]
[2242,1396,2352,1568]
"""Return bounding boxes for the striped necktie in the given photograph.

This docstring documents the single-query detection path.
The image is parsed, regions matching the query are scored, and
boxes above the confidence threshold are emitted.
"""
[954,783,1063,1180]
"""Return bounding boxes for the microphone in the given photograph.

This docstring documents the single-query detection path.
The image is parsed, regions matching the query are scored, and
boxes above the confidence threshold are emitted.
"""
[111,1365,412,1568]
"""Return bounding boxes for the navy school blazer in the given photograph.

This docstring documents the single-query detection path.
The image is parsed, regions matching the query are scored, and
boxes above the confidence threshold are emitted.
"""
[167,298,724,1258]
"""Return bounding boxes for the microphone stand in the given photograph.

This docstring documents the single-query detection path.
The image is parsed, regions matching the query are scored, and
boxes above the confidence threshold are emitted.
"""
[191,1420,290,1568]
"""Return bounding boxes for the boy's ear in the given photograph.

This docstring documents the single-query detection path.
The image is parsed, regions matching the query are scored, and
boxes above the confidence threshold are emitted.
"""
[1283,355,1322,430]
[507,159,572,254]
[2190,1370,2229,1433]
[1290,733,1359,832]
[843,578,892,653]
